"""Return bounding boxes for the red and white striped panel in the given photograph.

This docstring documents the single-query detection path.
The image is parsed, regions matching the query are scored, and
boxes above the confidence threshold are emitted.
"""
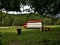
[24,20,43,28]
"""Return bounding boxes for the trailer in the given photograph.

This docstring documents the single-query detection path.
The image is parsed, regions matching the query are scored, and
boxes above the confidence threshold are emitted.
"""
[24,20,43,29]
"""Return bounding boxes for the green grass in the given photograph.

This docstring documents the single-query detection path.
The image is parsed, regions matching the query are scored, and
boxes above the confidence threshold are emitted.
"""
[0,26,60,45]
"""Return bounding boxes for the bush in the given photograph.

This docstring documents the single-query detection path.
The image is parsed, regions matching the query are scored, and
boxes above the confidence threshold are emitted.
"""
[56,18,60,25]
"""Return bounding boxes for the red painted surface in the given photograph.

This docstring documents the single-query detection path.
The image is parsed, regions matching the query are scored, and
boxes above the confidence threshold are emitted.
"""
[27,20,42,22]
[24,20,42,28]
[24,22,27,28]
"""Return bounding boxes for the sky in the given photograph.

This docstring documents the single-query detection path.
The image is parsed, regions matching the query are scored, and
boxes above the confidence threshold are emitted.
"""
[3,5,34,14]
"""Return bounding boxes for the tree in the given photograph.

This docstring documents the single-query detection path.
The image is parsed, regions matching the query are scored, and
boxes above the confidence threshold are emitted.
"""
[56,18,60,25]
[0,0,60,16]
[12,16,22,26]
[21,0,60,18]
[2,15,11,26]
[0,0,60,17]
[0,12,2,26]
[29,14,41,20]
[43,18,52,25]
[0,0,21,11]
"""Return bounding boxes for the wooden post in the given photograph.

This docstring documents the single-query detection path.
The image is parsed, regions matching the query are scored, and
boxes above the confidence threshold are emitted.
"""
[40,21,43,32]
[17,28,21,35]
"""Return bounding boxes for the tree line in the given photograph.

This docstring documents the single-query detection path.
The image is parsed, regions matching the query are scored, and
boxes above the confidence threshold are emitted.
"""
[0,0,60,18]
[0,12,60,26]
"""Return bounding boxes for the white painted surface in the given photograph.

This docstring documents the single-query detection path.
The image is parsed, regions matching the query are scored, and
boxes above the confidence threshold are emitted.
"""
[27,22,42,28]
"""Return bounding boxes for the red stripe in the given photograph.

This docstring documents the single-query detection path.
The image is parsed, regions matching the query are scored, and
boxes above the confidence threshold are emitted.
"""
[27,20,42,22]
[24,22,27,28]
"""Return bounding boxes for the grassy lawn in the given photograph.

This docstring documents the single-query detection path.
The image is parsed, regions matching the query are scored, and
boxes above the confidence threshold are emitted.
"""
[0,26,60,45]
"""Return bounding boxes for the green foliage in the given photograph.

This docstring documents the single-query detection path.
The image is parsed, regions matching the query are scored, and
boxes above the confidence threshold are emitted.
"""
[56,18,60,25]
[12,16,21,26]
[20,0,60,18]
[0,0,60,17]
[0,12,60,26]
[2,15,14,26]
[29,14,41,20]
[28,0,60,16]
[12,15,27,26]
[0,0,20,11]
[43,18,52,25]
